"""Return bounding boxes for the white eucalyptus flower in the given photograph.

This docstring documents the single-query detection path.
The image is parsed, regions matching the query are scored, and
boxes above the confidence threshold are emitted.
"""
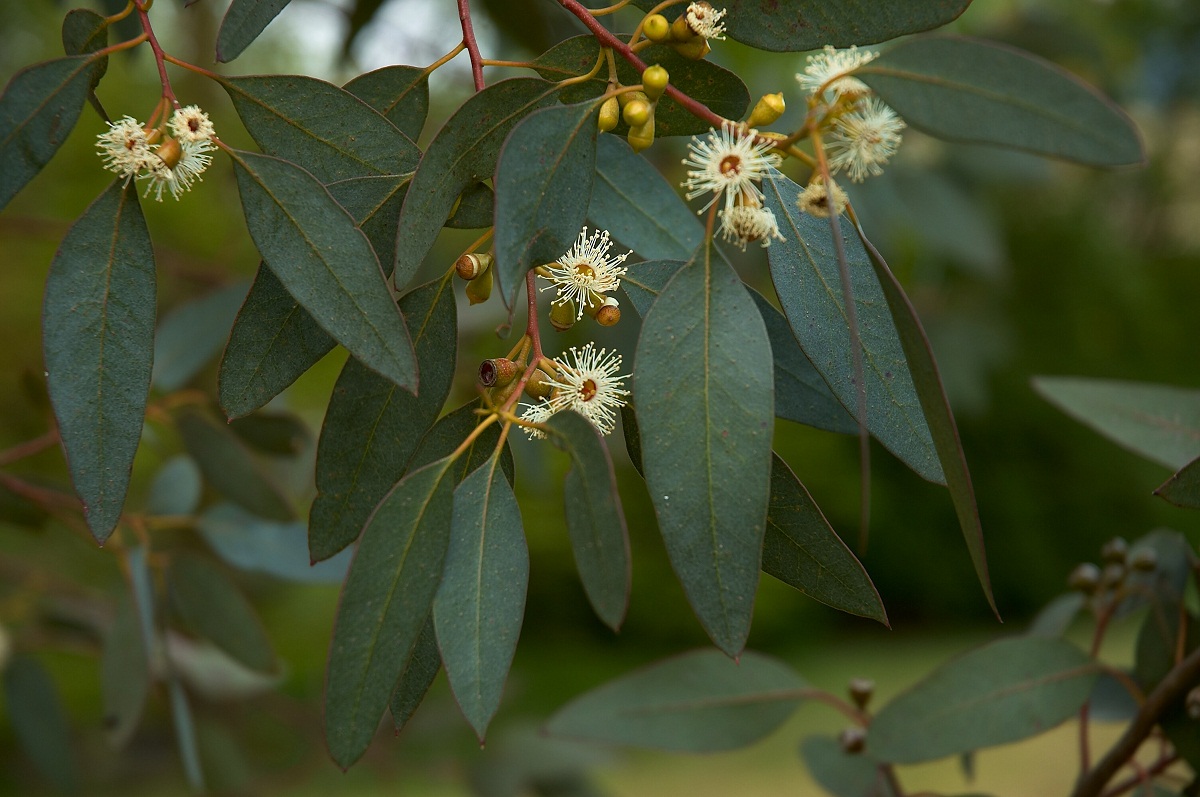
[686,2,727,40]
[826,97,906,182]
[796,45,878,99]
[169,105,216,144]
[545,343,629,436]
[796,178,848,218]
[96,116,155,182]
[681,121,781,213]
[719,203,785,250]
[518,400,556,439]
[539,226,631,319]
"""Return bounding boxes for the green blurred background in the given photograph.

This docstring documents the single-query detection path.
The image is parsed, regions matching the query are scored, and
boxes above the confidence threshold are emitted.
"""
[2,0,1199,793]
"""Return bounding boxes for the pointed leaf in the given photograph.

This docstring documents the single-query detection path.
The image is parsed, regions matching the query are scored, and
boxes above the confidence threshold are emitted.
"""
[153,282,248,392]
[763,170,942,483]
[44,180,155,543]
[219,75,419,183]
[408,400,516,486]
[389,618,441,732]
[393,78,561,289]
[198,503,350,584]
[859,36,1144,167]
[309,277,457,562]
[216,0,292,62]
[800,735,898,797]
[167,677,205,792]
[228,411,309,456]
[1027,593,1085,639]
[1156,455,1200,509]
[176,406,294,521]
[494,101,600,306]
[0,55,96,211]
[868,637,1099,764]
[147,455,202,517]
[545,411,631,632]
[343,65,429,141]
[101,597,150,750]
[169,552,277,673]
[1033,377,1200,470]
[445,181,494,229]
[61,8,108,101]
[231,150,417,391]
[325,457,456,769]
[633,243,773,656]
[4,656,79,792]
[544,649,805,752]
[764,454,886,623]
[434,452,528,741]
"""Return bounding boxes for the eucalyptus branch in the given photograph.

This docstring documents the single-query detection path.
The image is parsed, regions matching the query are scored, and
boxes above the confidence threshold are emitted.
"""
[457,0,486,92]
[134,0,178,106]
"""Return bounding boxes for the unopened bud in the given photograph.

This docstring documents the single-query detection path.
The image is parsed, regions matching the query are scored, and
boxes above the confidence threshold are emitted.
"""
[672,37,711,61]
[642,65,669,102]
[478,358,519,388]
[549,299,577,332]
[598,97,620,132]
[746,93,785,128]
[156,136,182,169]
[524,368,554,400]
[617,89,649,109]
[489,377,521,408]
[643,13,670,43]
[456,252,492,280]
[1101,537,1129,564]
[838,727,866,754]
[1130,549,1158,572]
[670,13,697,42]
[848,678,875,709]
[627,117,655,153]
[466,266,492,305]
[1102,562,1126,588]
[595,298,621,327]
[1067,562,1102,593]
[622,99,651,128]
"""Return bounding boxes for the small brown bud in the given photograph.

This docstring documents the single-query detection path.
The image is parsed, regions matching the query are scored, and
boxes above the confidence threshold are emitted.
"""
[524,368,554,400]
[1067,562,1102,593]
[672,37,711,61]
[598,97,620,132]
[838,727,866,754]
[550,299,577,331]
[627,117,655,153]
[456,252,493,280]
[1129,549,1158,572]
[643,13,670,42]
[1101,537,1129,564]
[746,93,786,128]
[642,65,669,102]
[848,678,875,709]
[466,266,492,305]
[156,136,182,169]
[622,99,651,128]
[478,358,519,388]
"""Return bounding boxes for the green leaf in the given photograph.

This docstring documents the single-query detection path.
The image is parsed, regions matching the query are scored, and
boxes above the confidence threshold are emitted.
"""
[544,649,805,752]
[167,678,205,792]
[434,452,528,742]
[1086,671,1139,723]
[343,64,429,141]
[146,455,202,517]
[408,400,516,486]
[545,411,631,632]
[169,552,277,673]
[633,243,773,656]
[445,181,495,229]
[533,36,749,137]
[44,180,155,543]
[763,170,942,484]
[764,454,886,623]
[1118,530,1194,620]
[859,36,1144,167]
[620,402,644,477]
[868,636,1099,764]
[231,150,417,391]
[1156,455,1200,508]
[800,735,897,797]
[588,134,701,260]
[309,277,457,562]
[494,101,600,306]
[1027,592,1085,638]
[216,0,292,62]
[1134,608,1200,767]
[393,78,561,289]
[61,8,108,105]
[325,457,456,769]
[0,55,96,211]
[217,174,408,419]
[228,411,309,457]
[3,656,80,792]
[153,282,248,392]
[855,228,996,615]
[176,406,294,521]
[198,503,351,583]
[389,618,441,732]
[101,597,150,750]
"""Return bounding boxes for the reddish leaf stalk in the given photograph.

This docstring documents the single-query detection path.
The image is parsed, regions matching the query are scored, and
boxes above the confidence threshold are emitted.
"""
[134,0,178,106]
[457,0,486,92]
[499,271,548,414]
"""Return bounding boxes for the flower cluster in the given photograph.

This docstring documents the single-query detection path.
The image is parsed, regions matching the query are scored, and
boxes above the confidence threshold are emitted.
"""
[681,122,785,249]
[538,226,631,320]
[95,105,216,201]
[520,343,629,438]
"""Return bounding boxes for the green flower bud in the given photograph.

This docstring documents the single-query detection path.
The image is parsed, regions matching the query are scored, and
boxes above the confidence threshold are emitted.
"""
[672,37,711,61]
[670,13,697,42]
[622,99,651,128]
[642,65,669,102]
[1067,562,1101,593]
[746,92,786,128]
[848,678,875,709]
[627,116,655,152]
[838,727,866,754]
[550,299,577,331]
[598,96,620,132]
[466,266,492,305]
[1101,537,1128,564]
[524,368,554,400]
[643,13,670,43]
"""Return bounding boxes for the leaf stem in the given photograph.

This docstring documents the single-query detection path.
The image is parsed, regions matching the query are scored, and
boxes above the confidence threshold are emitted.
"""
[94,32,148,59]
[588,0,635,16]
[424,41,466,78]
[456,0,485,92]
[134,0,178,107]
[0,431,60,468]
[105,0,136,24]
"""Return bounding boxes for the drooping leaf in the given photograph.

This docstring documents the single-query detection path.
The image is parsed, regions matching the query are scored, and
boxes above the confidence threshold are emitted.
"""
[620,402,644,477]
[153,282,248,392]
[176,406,294,521]
[166,635,281,702]
[61,8,108,107]
[859,36,1144,167]
[43,180,155,543]
[219,75,420,183]
[545,411,631,632]
[494,101,600,307]
[763,170,942,483]
[434,452,528,742]
[169,552,277,673]
[1156,455,1200,509]
[393,78,561,289]
[533,36,749,137]
[216,0,292,62]
[764,454,886,623]
[445,181,495,229]
[309,277,457,562]
[1033,377,1200,470]
[325,457,456,769]
[1027,592,1085,638]
[389,618,441,732]
[633,243,773,656]
[228,411,309,457]
[146,455,202,517]
[198,503,350,584]
[868,636,1099,764]
[800,735,897,797]
[167,677,206,792]
[1085,671,1140,723]
[544,649,805,752]
[343,64,429,141]
[126,546,159,664]
[0,55,96,211]
[230,150,417,391]
[408,400,516,486]
[3,655,80,792]
[101,597,150,750]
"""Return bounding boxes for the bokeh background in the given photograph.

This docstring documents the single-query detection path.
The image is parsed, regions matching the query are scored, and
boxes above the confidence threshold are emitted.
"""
[2,0,1199,793]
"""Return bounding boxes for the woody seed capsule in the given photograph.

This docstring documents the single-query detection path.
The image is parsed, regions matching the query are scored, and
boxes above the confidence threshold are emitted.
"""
[456,252,493,280]
[478,358,519,388]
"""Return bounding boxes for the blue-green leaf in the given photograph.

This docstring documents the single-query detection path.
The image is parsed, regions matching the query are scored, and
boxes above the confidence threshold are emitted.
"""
[169,552,277,673]
[198,503,350,584]
[153,282,248,392]
[800,735,898,797]
[101,597,150,750]
[344,65,429,141]
[3,655,80,792]
[389,618,441,732]
[1156,455,1200,509]
[216,0,292,62]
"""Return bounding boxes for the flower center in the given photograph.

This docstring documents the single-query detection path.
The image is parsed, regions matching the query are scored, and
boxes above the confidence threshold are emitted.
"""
[719,154,743,177]
[574,263,595,279]
[579,379,597,402]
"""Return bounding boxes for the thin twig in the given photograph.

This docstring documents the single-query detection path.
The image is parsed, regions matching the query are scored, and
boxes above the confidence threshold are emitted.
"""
[457,0,485,92]
[0,431,60,468]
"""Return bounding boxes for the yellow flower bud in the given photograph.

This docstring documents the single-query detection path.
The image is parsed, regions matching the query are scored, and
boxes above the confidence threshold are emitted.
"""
[466,266,492,304]
[672,37,711,60]
[523,368,554,400]
[549,299,577,331]
[643,13,670,43]
[622,99,651,128]
[746,92,786,128]
[642,65,669,102]
[627,116,655,152]
[598,96,620,132]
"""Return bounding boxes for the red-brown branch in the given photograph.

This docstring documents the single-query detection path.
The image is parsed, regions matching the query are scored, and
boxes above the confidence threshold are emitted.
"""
[457,0,486,91]
[135,0,178,106]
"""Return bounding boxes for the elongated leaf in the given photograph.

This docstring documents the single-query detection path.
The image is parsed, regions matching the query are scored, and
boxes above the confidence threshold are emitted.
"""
[868,637,1099,764]
[176,407,294,521]
[343,65,429,141]
[229,411,309,456]
[545,649,805,752]
[445,181,494,229]
[4,655,80,792]
[310,277,457,562]
[1156,455,1200,508]
[329,175,412,272]
[231,150,417,391]
[169,552,276,673]
[764,454,885,623]
[153,282,248,392]
[633,243,773,656]
[859,37,1144,166]
[394,78,561,288]
[216,0,291,62]
[44,180,155,543]
[389,618,441,732]
[220,75,419,183]
[856,228,996,616]
[198,503,350,583]
[408,400,516,486]
[167,677,205,792]
[0,55,96,211]
[494,101,600,307]
[801,736,897,797]
[1033,377,1200,470]
[545,411,631,631]
[61,8,108,104]
[101,597,150,749]
[434,452,528,741]
[325,457,456,769]
[1027,592,1085,639]
[763,170,942,483]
